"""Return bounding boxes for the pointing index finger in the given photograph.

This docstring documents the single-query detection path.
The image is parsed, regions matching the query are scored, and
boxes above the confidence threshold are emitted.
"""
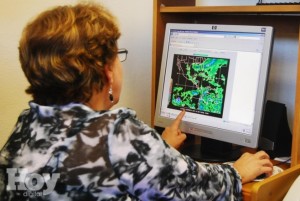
[173,110,186,128]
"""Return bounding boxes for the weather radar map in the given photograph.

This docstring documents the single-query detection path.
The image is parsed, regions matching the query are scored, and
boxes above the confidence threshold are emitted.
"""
[168,54,230,118]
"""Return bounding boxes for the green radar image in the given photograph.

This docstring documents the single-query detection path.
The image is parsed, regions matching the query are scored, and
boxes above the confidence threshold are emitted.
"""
[168,54,229,118]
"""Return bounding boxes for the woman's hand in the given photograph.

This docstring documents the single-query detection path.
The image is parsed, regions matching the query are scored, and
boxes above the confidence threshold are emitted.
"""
[162,110,187,149]
[233,151,273,184]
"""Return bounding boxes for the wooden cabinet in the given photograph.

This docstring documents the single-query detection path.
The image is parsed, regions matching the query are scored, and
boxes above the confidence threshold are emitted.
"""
[151,0,300,166]
[151,1,300,200]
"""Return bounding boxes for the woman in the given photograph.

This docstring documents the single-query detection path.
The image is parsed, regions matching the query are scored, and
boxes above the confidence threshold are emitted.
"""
[0,3,273,201]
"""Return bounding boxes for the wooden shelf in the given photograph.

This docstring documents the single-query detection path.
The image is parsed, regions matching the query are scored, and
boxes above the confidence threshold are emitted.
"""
[160,5,300,14]
[153,2,300,166]
[153,0,300,199]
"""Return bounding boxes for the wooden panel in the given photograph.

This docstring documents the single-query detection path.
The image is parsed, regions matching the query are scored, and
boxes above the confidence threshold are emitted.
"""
[152,0,168,125]
[160,0,195,7]
[152,2,300,166]
[151,0,159,126]
[152,6,300,201]
[291,25,300,166]
[160,5,300,13]
[250,164,300,201]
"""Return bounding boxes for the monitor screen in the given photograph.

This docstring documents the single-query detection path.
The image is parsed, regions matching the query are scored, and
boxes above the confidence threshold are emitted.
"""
[154,23,274,152]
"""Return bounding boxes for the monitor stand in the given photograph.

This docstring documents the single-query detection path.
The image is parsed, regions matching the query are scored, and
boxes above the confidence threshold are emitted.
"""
[180,137,242,163]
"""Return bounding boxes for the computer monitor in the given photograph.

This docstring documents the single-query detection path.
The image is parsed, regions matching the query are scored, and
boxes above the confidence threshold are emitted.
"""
[154,23,274,162]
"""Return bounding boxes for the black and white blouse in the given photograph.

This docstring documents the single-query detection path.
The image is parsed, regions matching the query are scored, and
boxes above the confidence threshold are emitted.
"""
[0,102,242,201]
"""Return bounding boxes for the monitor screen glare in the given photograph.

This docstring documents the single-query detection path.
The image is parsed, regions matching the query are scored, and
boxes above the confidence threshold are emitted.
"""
[155,23,274,149]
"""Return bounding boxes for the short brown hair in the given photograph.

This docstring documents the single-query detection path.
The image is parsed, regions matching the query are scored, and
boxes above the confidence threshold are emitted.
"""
[19,3,120,105]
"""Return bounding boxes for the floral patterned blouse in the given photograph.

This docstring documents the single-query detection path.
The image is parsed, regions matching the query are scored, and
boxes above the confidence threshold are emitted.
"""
[0,102,242,201]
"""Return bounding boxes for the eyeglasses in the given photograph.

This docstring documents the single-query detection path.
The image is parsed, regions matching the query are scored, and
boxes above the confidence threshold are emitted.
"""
[118,48,128,62]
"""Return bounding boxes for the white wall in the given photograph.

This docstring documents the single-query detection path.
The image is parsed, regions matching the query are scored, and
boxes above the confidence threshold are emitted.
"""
[100,0,153,123]
[0,0,152,148]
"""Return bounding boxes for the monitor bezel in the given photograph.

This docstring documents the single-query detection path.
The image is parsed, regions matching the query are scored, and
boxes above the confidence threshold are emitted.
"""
[154,23,274,148]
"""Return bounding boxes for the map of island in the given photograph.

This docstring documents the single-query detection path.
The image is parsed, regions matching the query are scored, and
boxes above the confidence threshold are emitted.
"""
[168,54,230,118]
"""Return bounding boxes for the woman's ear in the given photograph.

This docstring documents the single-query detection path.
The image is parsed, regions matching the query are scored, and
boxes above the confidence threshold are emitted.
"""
[104,64,113,84]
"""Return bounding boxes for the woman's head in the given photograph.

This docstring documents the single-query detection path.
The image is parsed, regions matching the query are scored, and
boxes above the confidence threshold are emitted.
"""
[19,3,121,105]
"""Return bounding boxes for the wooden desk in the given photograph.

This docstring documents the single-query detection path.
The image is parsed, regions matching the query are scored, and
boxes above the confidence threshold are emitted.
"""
[243,164,300,201]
